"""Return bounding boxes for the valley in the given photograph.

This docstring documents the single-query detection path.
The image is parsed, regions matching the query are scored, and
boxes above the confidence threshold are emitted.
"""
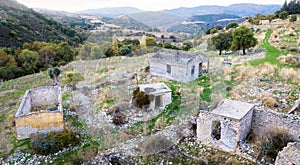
[1,0,300,164]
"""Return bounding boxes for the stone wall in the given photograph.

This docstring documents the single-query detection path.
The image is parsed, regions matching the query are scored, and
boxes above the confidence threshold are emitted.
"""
[15,111,63,139]
[252,109,300,142]
[239,110,253,140]
[15,86,63,140]
[275,142,300,165]
[150,57,188,82]
[30,86,59,108]
[197,111,241,152]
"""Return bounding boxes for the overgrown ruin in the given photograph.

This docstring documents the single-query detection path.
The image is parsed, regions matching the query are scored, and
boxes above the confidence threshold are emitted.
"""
[197,99,255,152]
[15,86,63,140]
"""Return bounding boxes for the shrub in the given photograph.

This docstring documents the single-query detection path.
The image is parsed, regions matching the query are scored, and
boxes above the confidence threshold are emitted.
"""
[259,128,293,160]
[112,111,127,126]
[290,15,297,22]
[262,97,279,108]
[31,129,81,155]
[132,87,150,109]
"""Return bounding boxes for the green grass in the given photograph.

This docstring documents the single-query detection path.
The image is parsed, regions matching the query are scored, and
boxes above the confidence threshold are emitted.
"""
[284,40,298,44]
[198,77,212,102]
[249,29,282,66]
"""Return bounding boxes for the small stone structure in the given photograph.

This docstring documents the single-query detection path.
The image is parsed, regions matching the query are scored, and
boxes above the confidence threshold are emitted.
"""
[138,83,172,110]
[150,49,209,82]
[197,99,255,152]
[275,142,300,165]
[15,86,63,140]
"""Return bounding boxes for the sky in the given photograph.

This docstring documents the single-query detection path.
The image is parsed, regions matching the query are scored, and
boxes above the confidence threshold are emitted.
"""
[16,0,286,12]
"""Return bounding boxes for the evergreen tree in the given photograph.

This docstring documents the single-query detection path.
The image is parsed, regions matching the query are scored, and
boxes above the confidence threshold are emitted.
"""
[231,26,257,55]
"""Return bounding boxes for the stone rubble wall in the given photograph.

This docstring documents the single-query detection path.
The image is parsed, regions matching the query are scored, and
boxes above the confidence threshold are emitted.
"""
[15,86,63,140]
[30,86,59,108]
[251,109,300,142]
[15,111,63,140]
[275,142,300,165]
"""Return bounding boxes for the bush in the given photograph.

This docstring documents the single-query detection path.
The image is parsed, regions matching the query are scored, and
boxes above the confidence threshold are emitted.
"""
[31,129,81,155]
[112,111,127,126]
[290,15,297,22]
[132,87,150,109]
[259,128,293,160]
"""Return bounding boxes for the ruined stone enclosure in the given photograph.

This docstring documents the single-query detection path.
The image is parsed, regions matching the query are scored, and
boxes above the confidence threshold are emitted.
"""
[150,49,209,82]
[138,83,172,110]
[15,86,63,140]
[197,99,255,152]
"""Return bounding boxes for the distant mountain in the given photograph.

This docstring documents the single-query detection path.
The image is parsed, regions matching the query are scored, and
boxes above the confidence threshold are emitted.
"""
[34,8,85,26]
[168,14,244,34]
[127,11,185,31]
[188,14,241,23]
[0,0,82,48]
[106,15,150,30]
[167,3,281,18]
[79,7,142,18]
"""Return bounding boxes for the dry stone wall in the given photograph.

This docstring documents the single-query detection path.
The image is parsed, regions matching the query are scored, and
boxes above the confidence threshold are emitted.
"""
[252,109,300,142]
[15,86,63,140]
[275,142,300,165]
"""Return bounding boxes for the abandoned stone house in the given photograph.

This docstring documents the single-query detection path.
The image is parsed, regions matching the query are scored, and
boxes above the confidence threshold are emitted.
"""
[138,83,172,110]
[15,86,63,140]
[150,49,209,82]
[197,99,255,152]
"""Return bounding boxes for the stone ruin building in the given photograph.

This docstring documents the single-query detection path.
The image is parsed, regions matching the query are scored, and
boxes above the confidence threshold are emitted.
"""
[197,99,255,152]
[138,82,172,110]
[150,48,209,82]
[15,86,63,140]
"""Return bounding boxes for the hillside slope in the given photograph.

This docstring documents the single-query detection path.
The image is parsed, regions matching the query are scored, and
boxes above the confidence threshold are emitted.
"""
[128,11,185,31]
[167,3,281,18]
[106,15,150,30]
[0,0,81,48]
[79,7,142,18]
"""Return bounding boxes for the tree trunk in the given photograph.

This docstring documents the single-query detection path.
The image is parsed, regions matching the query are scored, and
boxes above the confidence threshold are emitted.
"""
[53,75,59,86]
[243,49,246,55]
[219,49,222,55]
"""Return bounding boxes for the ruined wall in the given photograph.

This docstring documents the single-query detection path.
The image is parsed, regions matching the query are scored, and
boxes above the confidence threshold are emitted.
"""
[150,58,188,82]
[148,92,172,110]
[275,142,300,165]
[15,111,63,140]
[162,92,172,107]
[30,86,59,108]
[238,109,253,140]
[252,109,300,142]
[197,111,241,152]
[15,86,63,140]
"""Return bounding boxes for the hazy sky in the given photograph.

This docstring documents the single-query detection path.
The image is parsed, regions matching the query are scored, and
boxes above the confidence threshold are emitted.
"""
[16,0,285,12]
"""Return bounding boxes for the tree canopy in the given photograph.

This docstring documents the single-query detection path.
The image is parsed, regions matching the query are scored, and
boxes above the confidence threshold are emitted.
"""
[231,26,257,55]
[211,32,233,55]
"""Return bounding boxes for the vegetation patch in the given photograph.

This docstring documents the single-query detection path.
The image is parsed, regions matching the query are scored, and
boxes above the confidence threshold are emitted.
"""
[250,29,282,66]
[198,77,212,102]
[132,87,150,109]
[30,129,81,155]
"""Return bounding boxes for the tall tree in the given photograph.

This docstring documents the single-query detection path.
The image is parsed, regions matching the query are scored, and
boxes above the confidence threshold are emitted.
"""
[231,26,257,55]
[211,32,232,55]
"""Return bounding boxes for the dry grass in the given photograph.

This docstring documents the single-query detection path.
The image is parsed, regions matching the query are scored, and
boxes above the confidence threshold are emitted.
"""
[235,63,278,81]
[262,96,279,108]
[279,68,300,84]
[154,117,167,130]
